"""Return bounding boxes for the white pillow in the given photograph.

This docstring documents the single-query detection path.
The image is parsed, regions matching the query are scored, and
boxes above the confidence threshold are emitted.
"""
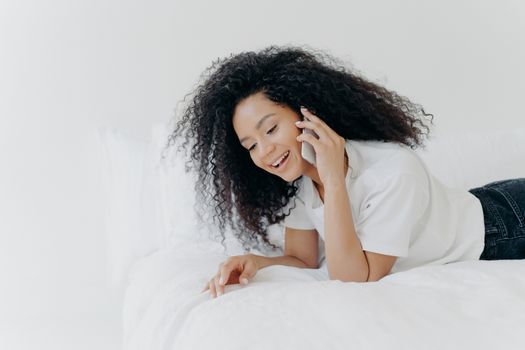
[97,123,284,287]
[415,128,525,190]
[96,127,166,287]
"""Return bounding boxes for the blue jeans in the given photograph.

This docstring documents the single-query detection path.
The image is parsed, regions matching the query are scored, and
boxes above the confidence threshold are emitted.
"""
[468,178,525,260]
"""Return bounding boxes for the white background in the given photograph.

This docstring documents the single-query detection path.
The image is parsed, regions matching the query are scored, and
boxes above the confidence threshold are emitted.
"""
[0,0,523,349]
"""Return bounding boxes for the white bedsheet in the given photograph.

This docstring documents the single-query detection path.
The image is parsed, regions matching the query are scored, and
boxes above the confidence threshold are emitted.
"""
[123,239,525,350]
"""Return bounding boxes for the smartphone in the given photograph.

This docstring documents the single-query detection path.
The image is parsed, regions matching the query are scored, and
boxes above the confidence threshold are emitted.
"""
[300,118,318,167]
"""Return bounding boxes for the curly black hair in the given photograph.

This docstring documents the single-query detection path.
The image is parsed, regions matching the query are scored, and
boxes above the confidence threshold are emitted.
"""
[165,45,434,254]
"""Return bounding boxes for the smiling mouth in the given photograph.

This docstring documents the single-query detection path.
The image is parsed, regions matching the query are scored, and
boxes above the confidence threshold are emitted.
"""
[271,151,290,168]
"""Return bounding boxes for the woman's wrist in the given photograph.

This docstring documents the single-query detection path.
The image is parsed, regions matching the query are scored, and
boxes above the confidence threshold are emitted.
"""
[323,178,347,192]
[251,254,311,269]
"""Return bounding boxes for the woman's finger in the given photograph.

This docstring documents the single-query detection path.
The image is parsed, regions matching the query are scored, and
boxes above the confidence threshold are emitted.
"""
[216,271,226,296]
[217,264,232,296]
[300,108,340,138]
[213,274,222,297]
[209,279,217,298]
[296,132,321,150]
[300,107,327,126]
[295,120,330,141]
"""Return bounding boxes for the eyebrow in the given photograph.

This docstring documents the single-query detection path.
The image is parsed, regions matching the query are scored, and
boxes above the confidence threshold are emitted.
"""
[239,113,276,144]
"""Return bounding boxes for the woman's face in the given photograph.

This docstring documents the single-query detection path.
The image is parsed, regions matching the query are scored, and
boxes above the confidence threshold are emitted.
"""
[232,92,311,182]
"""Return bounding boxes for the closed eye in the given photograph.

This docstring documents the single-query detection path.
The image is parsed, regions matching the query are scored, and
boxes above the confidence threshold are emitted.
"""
[268,125,277,134]
[248,125,277,152]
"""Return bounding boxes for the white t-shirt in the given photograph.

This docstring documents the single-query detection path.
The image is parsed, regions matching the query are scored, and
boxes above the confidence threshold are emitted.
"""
[282,139,485,274]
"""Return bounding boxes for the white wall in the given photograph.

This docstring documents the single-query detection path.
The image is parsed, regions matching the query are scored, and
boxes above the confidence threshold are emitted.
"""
[0,0,523,349]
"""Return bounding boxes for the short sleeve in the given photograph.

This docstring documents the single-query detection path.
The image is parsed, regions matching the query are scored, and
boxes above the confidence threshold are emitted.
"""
[355,173,429,257]
[282,197,316,230]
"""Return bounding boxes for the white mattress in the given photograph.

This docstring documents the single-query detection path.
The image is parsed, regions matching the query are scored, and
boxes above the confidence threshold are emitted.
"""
[123,239,525,350]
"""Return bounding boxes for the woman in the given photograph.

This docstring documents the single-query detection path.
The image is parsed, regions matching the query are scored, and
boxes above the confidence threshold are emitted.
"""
[167,46,525,298]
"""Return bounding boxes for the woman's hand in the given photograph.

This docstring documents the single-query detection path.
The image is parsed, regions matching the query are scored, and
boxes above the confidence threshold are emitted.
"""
[201,253,260,298]
[295,107,347,187]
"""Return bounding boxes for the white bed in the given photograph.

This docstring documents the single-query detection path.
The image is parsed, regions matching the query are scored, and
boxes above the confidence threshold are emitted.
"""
[97,125,525,350]
[124,243,525,350]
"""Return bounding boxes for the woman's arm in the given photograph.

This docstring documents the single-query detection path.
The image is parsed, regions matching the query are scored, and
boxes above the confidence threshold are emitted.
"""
[324,180,397,282]
[295,108,396,282]
[323,180,369,282]
[255,255,312,269]
[255,227,319,269]
[283,227,319,268]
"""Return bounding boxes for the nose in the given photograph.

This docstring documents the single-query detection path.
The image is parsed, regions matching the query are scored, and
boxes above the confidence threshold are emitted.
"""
[257,140,275,162]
